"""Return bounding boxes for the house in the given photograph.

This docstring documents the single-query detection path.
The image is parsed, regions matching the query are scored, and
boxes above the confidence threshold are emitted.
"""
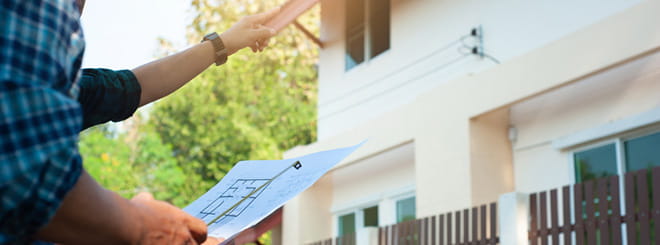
[267,0,660,244]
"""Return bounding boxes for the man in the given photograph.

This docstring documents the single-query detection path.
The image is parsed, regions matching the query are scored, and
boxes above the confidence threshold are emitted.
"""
[0,0,278,244]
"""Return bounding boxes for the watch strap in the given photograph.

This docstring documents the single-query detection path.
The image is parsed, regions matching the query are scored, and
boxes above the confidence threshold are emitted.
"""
[202,32,228,66]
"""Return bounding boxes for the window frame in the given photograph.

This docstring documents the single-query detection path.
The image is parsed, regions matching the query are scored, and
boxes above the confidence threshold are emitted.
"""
[570,126,660,184]
[570,139,621,183]
[344,0,391,71]
[333,202,380,237]
[332,188,415,237]
[569,126,660,217]
[394,195,417,223]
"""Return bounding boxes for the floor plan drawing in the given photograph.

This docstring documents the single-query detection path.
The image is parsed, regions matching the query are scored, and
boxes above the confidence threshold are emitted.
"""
[183,142,364,239]
[197,179,271,224]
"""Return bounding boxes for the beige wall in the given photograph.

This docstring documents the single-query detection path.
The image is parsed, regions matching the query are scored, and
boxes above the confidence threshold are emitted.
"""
[330,143,415,213]
[282,0,660,243]
[282,174,334,244]
[510,49,660,193]
[317,0,643,139]
[469,108,514,205]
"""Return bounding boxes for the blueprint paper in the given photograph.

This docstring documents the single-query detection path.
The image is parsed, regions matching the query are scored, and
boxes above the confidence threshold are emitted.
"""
[183,142,364,239]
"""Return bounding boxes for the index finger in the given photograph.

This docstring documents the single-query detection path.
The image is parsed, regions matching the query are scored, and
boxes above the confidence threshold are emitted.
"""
[184,214,208,244]
[248,7,280,24]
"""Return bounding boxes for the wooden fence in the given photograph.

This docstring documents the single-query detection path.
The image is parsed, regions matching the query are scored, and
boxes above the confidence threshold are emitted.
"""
[378,202,499,245]
[307,202,499,245]
[307,233,355,245]
[529,167,660,244]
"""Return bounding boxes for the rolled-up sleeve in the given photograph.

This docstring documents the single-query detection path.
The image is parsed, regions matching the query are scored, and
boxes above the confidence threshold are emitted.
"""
[78,68,142,130]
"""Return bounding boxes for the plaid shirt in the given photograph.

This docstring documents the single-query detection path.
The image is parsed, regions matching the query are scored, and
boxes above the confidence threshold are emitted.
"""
[1,0,85,243]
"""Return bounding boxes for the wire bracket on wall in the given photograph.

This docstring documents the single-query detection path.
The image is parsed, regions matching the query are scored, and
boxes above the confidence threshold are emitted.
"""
[460,25,501,64]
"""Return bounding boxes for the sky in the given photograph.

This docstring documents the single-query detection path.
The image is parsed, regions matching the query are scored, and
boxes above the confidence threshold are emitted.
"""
[80,0,191,70]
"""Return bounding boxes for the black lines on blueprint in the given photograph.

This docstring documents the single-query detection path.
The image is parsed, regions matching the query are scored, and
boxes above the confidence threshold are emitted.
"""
[198,179,271,224]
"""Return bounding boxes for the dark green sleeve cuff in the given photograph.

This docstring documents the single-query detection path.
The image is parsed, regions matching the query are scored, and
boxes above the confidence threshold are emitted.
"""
[77,68,142,130]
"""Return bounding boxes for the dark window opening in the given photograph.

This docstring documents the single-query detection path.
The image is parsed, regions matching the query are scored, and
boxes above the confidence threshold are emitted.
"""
[345,0,390,70]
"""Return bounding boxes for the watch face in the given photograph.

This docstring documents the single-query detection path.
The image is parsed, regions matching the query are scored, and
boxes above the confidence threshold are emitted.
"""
[205,32,219,40]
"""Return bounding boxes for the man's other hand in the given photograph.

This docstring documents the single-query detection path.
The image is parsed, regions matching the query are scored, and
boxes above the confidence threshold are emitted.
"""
[130,192,207,245]
[202,236,225,245]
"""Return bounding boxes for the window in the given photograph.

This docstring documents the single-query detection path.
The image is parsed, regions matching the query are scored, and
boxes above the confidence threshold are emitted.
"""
[573,130,660,183]
[574,143,618,182]
[363,206,379,227]
[624,131,660,172]
[396,196,416,223]
[338,213,355,236]
[337,205,378,237]
[345,0,390,70]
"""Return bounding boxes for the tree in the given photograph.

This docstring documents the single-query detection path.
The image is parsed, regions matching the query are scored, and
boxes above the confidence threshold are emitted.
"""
[80,2,319,243]
[151,0,319,197]
[79,118,190,207]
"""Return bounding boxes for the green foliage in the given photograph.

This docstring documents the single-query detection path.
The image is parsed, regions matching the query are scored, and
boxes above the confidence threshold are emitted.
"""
[79,2,318,243]
[151,0,319,197]
[79,126,139,197]
[79,122,190,207]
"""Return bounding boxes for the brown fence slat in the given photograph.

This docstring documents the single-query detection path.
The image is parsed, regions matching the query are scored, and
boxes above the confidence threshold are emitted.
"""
[378,227,384,245]
[431,215,437,245]
[397,222,402,245]
[636,170,650,245]
[472,207,478,245]
[456,211,461,245]
[401,221,412,245]
[480,205,487,245]
[418,219,422,245]
[653,168,660,245]
[584,181,596,245]
[489,202,497,245]
[561,186,571,245]
[596,178,610,245]
[574,183,585,245]
[463,209,469,245]
[447,212,452,245]
[417,219,422,245]
[608,176,622,244]
[423,217,429,245]
[624,171,636,245]
[540,192,548,245]
[550,189,559,245]
[385,225,390,245]
[439,214,446,245]
[406,220,413,245]
[530,193,538,245]
[422,217,435,244]
[399,222,404,245]
[393,225,397,245]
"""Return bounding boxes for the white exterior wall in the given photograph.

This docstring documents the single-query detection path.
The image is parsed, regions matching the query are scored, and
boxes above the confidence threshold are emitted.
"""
[282,0,660,243]
[318,0,642,139]
[510,50,660,194]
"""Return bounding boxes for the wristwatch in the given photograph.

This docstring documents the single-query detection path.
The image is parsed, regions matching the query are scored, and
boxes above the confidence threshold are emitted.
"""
[202,32,228,66]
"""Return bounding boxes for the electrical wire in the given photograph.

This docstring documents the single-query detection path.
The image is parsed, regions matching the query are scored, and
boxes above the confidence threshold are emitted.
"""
[482,53,501,64]
[458,33,501,64]
[321,34,472,107]
[319,53,470,119]
[319,28,501,119]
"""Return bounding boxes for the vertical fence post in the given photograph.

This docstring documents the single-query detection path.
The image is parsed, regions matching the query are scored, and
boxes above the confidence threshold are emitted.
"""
[356,227,379,245]
[498,192,529,245]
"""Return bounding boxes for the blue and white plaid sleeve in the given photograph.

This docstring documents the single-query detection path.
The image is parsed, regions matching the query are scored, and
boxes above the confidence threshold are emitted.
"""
[1,0,86,242]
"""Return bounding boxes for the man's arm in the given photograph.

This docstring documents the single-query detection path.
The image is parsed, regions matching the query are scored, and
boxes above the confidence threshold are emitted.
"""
[133,8,279,106]
[36,171,207,245]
